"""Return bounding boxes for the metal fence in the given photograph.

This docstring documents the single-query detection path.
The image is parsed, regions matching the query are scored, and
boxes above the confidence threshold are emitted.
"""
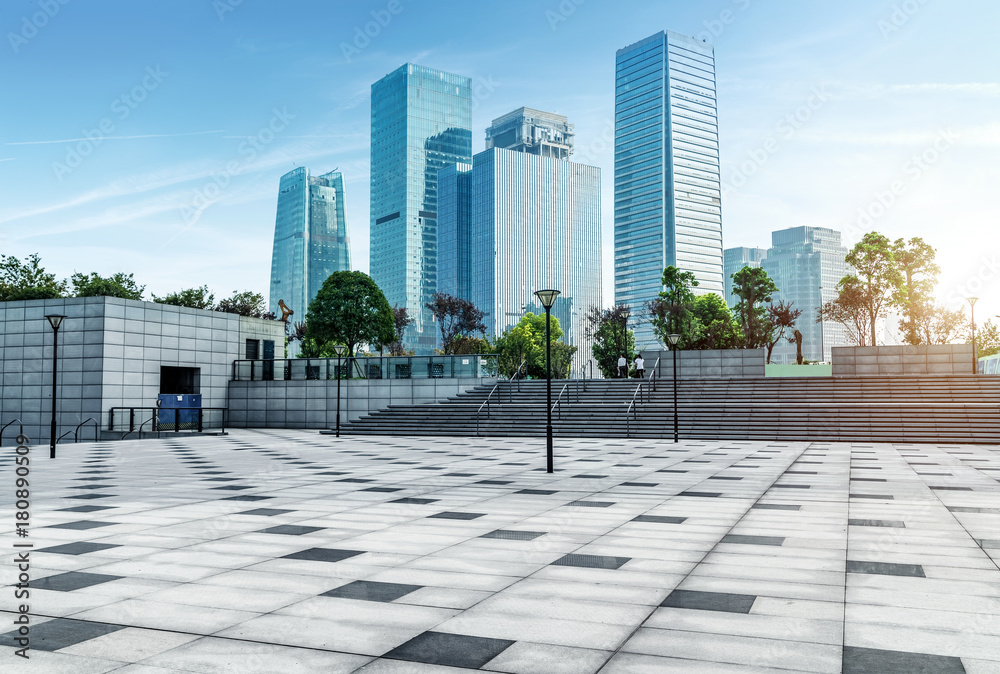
[232,354,500,382]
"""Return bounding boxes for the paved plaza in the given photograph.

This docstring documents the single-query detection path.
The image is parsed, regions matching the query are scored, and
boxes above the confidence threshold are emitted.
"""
[3,430,1000,673]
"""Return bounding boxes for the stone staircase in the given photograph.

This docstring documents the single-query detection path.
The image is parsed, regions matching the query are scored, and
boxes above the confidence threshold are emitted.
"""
[341,375,1000,444]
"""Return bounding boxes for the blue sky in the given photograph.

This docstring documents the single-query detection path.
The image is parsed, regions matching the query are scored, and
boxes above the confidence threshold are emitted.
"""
[2,0,998,323]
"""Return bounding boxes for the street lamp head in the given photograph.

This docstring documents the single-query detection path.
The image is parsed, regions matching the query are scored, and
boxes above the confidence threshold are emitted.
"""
[534,289,560,309]
[968,297,979,307]
[45,314,66,330]
[667,333,681,346]
[332,344,346,356]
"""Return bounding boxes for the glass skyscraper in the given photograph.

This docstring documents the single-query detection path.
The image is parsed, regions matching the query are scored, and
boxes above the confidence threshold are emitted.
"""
[723,246,767,310]
[614,30,723,349]
[370,63,472,354]
[437,141,602,370]
[268,167,351,322]
[761,226,850,364]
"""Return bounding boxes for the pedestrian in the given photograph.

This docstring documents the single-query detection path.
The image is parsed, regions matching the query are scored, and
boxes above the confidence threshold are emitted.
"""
[634,354,645,379]
[618,354,628,379]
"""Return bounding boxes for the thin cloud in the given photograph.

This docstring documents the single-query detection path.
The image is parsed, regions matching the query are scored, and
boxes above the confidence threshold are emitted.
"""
[6,130,225,146]
[0,158,14,162]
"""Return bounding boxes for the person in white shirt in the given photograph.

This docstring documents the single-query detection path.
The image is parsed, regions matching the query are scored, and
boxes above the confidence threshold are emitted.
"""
[634,355,645,379]
[617,354,628,379]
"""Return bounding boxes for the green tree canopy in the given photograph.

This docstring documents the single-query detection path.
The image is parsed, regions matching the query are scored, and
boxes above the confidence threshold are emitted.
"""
[690,293,744,350]
[305,271,395,357]
[425,293,487,354]
[647,266,698,347]
[585,304,635,378]
[891,236,940,345]
[731,266,778,349]
[152,285,215,309]
[843,231,902,346]
[214,290,274,318]
[975,319,1000,359]
[494,313,573,379]
[0,253,65,301]
[71,272,144,300]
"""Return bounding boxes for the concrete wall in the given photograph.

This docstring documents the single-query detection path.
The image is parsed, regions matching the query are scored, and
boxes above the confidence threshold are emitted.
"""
[640,349,766,379]
[831,345,976,376]
[0,297,284,445]
[227,377,496,429]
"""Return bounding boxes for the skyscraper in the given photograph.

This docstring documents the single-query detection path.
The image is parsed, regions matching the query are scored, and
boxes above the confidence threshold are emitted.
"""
[761,226,850,364]
[437,108,602,369]
[370,63,472,354]
[614,30,723,349]
[485,107,574,160]
[268,167,351,322]
[723,246,767,310]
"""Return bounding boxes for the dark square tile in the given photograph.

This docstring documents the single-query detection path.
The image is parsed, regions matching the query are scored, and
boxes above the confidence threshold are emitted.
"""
[658,469,687,473]
[56,505,115,513]
[632,515,687,524]
[66,494,115,500]
[851,477,887,482]
[0,618,124,652]
[515,489,557,495]
[846,560,925,577]
[679,491,721,498]
[239,508,294,516]
[752,504,800,511]
[385,631,515,669]
[977,539,1000,548]
[551,553,630,569]
[35,571,122,592]
[39,542,121,556]
[476,480,512,485]
[261,525,324,536]
[211,485,253,491]
[949,506,1000,513]
[708,476,743,481]
[391,497,438,505]
[662,589,756,613]
[842,646,965,674]
[201,477,241,482]
[480,530,546,541]
[567,500,614,508]
[223,495,272,502]
[317,471,348,476]
[428,512,485,520]
[338,478,374,483]
[45,520,117,530]
[282,547,364,562]
[774,484,811,489]
[70,484,115,490]
[849,519,905,528]
[572,474,608,479]
[721,534,785,547]
[361,487,403,493]
[446,473,476,477]
[621,482,659,487]
[322,580,422,602]
[850,494,894,500]
[930,486,973,491]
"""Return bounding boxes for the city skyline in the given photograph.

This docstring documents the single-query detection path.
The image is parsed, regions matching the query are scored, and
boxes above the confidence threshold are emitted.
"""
[2,1,998,324]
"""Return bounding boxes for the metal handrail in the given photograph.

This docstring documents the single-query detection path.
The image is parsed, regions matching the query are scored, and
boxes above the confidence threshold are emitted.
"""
[122,416,155,441]
[74,418,98,443]
[1,419,23,446]
[56,430,75,444]
[551,383,570,420]
[648,357,660,393]
[625,382,643,437]
[476,382,502,437]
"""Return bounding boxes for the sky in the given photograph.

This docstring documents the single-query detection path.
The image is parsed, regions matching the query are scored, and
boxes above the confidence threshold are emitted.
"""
[1,0,998,326]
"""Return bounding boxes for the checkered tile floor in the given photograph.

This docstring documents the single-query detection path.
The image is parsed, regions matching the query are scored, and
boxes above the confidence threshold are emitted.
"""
[2,430,1000,672]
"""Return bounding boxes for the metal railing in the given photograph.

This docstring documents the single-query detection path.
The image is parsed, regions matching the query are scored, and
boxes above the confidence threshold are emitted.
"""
[1,419,23,446]
[233,353,499,382]
[109,407,227,437]
[476,382,503,437]
[509,360,528,399]
[648,357,660,392]
[54,418,99,445]
[624,382,644,438]
[550,382,580,420]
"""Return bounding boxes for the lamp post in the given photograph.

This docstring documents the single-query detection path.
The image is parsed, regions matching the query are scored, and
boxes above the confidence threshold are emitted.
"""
[45,314,66,459]
[818,284,825,363]
[534,289,560,473]
[333,344,346,437]
[968,297,979,374]
[667,333,680,443]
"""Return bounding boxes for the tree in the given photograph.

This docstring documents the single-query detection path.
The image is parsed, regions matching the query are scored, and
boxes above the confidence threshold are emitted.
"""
[71,272,144,300]
[647,266,699,348]
[214,290,274,318]
[0,253,65,301]
[425,293,487,354]
[585,305,635,378]
[494,323,539,379]
[305,271,395,357]
[843,232,902,346]
[153,285,215,309]
[731,266,778,349]
[386,305,414,356]
[817,277,874,346]
[690,294,743,350]
[891,237,940,345]
[549,341,578,380]
[762,300,802,364]
[494,313,573,379]
[449,335,494,355]
[790,329,804,364]
[975,319,1000,359]
[915,303,966,345]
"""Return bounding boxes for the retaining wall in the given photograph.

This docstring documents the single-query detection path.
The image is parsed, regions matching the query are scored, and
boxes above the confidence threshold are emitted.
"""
[831,345,976,376]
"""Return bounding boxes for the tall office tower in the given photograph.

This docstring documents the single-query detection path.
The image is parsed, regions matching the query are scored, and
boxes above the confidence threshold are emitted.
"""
[437,163,473,300]
[370,63,472,354]
[269,167,352,322]
[723,246,767,310]
[485,107,574,160]
[614,30,723,350]
[437,141,602,369]
[761,226,850,364]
